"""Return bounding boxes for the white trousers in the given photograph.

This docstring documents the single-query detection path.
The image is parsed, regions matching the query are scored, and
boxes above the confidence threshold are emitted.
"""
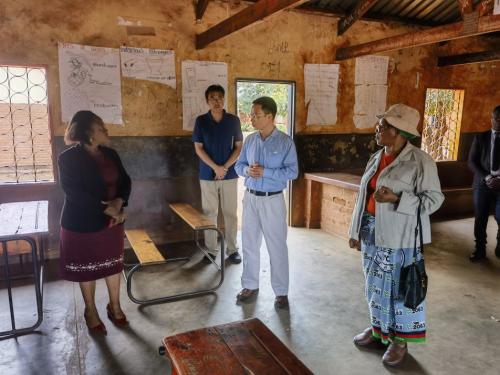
[241,190,289,296]
[200,179,238,255]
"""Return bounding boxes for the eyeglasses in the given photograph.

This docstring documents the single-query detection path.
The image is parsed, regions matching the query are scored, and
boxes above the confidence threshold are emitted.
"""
[250,112,266,119]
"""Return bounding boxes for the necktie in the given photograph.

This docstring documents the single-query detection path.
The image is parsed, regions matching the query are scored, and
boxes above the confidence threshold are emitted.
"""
[491,131,500,176]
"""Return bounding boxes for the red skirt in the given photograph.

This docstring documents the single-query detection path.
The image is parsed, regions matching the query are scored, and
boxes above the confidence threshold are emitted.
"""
[59,224,124,282]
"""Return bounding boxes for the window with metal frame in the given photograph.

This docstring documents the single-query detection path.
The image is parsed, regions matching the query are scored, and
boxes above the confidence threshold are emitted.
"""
[421,88,464,162]
[0,65,54,183]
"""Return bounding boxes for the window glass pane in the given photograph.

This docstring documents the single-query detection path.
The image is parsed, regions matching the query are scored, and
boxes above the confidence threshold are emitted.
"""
[0,65,53,183]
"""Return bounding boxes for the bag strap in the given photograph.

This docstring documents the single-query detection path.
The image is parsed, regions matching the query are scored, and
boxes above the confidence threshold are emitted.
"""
[413,194,424,261]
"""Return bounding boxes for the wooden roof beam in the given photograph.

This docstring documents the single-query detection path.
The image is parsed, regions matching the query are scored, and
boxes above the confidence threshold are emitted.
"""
[438,49,500,66]
[195,0,309,49]
[457,0,474,18]
[335,14,500,60]
[337,0,380,36]
[196,0,210,21]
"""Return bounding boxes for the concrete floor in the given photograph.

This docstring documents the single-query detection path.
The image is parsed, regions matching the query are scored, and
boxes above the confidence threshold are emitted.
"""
[1,217,500,375]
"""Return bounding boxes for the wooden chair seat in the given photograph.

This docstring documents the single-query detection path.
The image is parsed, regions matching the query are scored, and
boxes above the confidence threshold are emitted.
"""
[169,203,215,230]
[125,229,165,265]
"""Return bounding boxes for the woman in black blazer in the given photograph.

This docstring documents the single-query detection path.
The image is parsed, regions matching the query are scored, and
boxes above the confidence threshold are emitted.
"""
[58,111,131,334]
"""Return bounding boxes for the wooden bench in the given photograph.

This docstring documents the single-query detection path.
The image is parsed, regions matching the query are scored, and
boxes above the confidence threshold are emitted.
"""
[161,318,313,375]
[122,203,225,305]
[169,202,225,286]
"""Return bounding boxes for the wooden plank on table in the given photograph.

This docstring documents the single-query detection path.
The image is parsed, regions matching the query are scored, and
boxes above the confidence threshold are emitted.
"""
[163,327,246,375]
[125,229,165,264]
[163,319,313,375]
[335,14,500,60]
[216,318,313,375]
[169,203,215,230]
[244,318,314,375]
[0,203,23,237]
[0,201,49,238]
[195,0,309,49]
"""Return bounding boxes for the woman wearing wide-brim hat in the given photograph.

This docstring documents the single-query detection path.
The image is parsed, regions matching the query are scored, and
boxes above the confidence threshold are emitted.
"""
[348,104,444,366]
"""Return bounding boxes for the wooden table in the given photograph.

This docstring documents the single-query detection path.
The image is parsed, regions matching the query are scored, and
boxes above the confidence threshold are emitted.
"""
[0,200,48,339]
[162,318,313,375]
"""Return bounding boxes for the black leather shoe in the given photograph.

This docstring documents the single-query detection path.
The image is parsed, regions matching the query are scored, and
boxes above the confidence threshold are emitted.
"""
[469,251,487,262]
[228,252,242,264]
[203,253,216,263]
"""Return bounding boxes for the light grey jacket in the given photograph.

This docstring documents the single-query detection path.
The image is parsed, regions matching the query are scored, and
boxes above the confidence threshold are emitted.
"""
[348,142,444,249]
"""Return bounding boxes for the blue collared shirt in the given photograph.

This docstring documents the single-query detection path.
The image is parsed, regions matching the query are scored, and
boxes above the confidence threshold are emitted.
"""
[235,128,298,192]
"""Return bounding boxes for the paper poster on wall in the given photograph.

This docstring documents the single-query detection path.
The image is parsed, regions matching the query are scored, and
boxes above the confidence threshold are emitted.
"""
[304,64,339,126]
[354,55,389,85]
[353,55,389,129]
[58,43,123,124]
[181,60,228,131]
[120,47,176,88]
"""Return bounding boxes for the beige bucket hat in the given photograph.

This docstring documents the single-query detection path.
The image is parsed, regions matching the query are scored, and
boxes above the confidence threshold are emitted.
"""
[376,103,421,137]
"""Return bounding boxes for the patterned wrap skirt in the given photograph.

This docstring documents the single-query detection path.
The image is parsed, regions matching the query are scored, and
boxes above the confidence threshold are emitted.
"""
[360,213,426,344]
[59,224,124,282]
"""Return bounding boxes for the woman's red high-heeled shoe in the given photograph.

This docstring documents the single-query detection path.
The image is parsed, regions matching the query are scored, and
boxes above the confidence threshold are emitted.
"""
[84,311,107,335]
[106,303,129,327]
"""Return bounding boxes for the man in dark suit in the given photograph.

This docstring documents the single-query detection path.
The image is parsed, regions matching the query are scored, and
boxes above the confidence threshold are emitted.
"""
[468,105,500,262]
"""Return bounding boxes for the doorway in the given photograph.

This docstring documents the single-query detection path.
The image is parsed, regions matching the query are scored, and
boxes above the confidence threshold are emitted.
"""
[235,79,296,226]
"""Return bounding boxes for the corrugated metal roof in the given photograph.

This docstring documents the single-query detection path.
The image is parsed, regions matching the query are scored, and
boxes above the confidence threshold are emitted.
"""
[299,0,485,26]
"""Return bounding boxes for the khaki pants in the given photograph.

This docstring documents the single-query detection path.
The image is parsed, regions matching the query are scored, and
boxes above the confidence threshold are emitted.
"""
[200,179,239,255]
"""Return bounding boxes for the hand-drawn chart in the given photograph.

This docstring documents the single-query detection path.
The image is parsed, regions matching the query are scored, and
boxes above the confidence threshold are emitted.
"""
[181,60,227,131]
[304,64,339,126]
[58,43,123,124]
[120,47,176,88]
[353,55,389,129]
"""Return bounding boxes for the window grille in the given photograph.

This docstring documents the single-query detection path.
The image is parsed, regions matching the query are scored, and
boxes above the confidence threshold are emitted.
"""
[421,88,464,162]
[0,65,54,183]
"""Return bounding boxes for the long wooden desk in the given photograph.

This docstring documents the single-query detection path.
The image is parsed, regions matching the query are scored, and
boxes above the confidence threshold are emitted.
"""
[162,318,313,374]
[0,200,48,339]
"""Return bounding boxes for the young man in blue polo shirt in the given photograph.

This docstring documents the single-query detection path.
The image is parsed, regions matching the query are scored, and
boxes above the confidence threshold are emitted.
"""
[192,85,243,264]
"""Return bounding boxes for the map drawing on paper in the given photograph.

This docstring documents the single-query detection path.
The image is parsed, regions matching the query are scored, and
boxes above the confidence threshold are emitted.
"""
[304,64,339,126]
[181,60,228,131]
[120,47,176,88]
[353,55,389,129]
[58,43,123,124]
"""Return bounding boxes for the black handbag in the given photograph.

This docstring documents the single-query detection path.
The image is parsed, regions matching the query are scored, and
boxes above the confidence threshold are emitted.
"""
[399,196,428,309]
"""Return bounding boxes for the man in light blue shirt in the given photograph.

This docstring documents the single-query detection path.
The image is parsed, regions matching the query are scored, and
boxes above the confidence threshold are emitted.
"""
[234,96,298,309]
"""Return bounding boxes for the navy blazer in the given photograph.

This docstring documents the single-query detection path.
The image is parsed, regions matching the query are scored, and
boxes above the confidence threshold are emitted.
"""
[58,144,131,232]
[468,130,492,187]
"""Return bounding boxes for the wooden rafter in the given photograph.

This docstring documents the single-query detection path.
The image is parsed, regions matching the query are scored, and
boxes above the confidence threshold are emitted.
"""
[476,0,494,16]
[335,14,500,60]
[337,0,380,36]
[457,0,474,17]
[438,49,500,66]
[195,0,309,49]
[196,0,210,20]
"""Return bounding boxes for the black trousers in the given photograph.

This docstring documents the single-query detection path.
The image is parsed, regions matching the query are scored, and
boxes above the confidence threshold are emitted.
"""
[473,183,500,251]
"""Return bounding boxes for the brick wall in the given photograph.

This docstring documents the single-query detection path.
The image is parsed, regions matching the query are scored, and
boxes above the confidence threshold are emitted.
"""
[320,184,358,239]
